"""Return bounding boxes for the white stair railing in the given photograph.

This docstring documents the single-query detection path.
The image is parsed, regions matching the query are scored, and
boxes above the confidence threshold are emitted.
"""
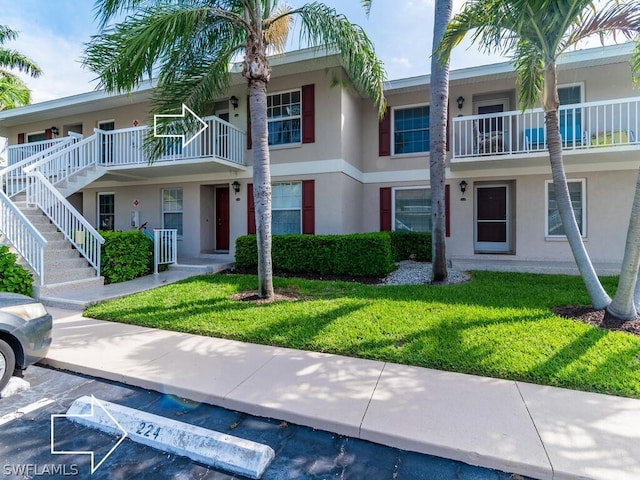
[25,170,104,274]
[153,229,177,274]
[1,134,81,198]
[0,189,47,285]
[7,136,70,165]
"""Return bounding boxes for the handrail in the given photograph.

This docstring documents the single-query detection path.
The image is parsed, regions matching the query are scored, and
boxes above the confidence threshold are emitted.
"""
[1,135,80,197]
[0,189,47,285]
[452,95,640,158]
[153,229,177,274]
[27,170,104,274]
[95,116,246,167]
[7,136,69,165]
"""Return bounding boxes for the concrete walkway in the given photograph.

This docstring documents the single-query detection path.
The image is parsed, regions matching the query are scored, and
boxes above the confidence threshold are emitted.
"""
[41,303,640,480]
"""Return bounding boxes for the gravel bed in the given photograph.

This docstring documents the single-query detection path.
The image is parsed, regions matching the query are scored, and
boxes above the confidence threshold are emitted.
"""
[381,260,471,285]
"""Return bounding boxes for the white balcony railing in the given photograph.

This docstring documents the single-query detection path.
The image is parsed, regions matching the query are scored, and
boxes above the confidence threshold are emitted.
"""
[95,116,246,167]
[7,136,70,165]
[452,96,640,159]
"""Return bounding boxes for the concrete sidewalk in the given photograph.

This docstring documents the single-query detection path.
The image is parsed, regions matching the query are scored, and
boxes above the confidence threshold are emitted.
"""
[41,307,640,480]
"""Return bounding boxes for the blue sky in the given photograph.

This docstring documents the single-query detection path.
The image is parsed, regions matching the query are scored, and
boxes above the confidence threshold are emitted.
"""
[1,0,511,104]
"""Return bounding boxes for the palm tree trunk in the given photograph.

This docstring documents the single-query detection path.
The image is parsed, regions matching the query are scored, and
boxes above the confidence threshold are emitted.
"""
[545,112,611,310]
[607,167,640,319]
[429,0,452,283]
[249,79,274,298]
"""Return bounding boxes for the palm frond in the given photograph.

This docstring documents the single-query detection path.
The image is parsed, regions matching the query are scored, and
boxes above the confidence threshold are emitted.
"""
[293,2,386,117]
[0,74,31,111]
[0,25,18,45]
[513,39,545,109]
[0,49,42,78]
[563,0,640,53]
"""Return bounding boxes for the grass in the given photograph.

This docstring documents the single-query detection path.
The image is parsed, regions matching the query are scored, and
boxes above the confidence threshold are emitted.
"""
[83,271,640,399]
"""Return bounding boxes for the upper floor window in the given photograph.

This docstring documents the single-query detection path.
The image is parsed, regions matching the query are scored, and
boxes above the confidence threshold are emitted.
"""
[268,90,301,146]
[27,132,46,143]
[393,105,430,155]
[546,179,586,237]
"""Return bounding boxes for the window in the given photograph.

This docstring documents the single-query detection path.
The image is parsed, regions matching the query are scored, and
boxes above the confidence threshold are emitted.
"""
[267,90,301,146]
[27,132,46,143]
[98,193,115,231]
[393,187,432,232]
[393,105,430,155]
[162,188,183,236]
[558,84,583,145]
[272,182,302,234]
[546,180,585,237]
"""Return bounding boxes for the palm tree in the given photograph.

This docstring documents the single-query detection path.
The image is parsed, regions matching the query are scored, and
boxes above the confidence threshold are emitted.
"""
[437,0,640,316]
[85,0,386,299]
[429,0,453,283]
[0,25,41,110]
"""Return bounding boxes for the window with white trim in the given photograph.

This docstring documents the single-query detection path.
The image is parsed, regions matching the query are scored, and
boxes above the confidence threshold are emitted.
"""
[546,180,585,237]
[267,90,301,146]
[393,187,432,232]
[393,105,430,155]
[272,182,302,234]
[98,193,115,231]
[162,188,183,236]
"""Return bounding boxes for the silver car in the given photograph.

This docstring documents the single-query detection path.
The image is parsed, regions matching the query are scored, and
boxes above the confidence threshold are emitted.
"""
[0,292,52,392]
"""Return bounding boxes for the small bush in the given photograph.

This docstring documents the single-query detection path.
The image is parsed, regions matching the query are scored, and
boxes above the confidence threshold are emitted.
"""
[100,231,153,284]
[390,232,432,262]
[0,245,34,296]
[235,233,394,277]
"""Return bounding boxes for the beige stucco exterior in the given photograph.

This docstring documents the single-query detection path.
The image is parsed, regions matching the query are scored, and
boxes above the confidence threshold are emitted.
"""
[1,44,639,271]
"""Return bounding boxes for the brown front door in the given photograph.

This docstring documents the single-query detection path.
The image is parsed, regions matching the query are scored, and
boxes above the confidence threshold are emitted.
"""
[216,187,230,251]
[475,185,510,253]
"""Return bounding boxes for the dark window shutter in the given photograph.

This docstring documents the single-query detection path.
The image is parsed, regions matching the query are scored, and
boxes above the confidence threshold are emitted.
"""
[44,129,53,140]
[17,133,25,144]
[246,97,252,150]
[301,84,315,144]
[445,184,451,237]
[302,180,315,234]
[379,109,391,156]
[380,187,392,231]
[247,183,256,234]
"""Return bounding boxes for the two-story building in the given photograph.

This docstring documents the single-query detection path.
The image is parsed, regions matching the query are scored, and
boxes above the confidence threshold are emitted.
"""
[0,42,637,294]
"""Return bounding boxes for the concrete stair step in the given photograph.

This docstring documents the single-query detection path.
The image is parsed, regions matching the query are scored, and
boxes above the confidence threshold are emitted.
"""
[41,230,65,241]
[43,267,97,285]
[43,257,89,271]
[36,276,105,300]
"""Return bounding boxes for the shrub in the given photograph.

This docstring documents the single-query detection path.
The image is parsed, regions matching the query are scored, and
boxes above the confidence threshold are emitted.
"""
[100,230,153,284]
[235,233,395,277]
[0,245,34,296]
[390,232,432,262]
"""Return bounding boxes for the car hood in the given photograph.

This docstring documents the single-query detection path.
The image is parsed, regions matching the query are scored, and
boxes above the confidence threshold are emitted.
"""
[0,292,37,307]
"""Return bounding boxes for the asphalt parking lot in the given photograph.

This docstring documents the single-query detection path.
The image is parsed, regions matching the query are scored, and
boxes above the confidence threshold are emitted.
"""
[0,366,530,479]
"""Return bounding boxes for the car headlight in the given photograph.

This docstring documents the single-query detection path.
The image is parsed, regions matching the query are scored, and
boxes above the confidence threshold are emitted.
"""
[0,302,48,320]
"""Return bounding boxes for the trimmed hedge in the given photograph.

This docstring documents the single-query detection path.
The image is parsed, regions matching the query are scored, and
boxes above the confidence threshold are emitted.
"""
[0,245,34,296]
[100,230,154,284]
[390,232,432,262]
[236,233,395,277]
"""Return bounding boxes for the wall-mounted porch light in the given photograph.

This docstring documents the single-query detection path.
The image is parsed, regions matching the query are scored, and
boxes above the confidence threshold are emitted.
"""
[456,96,465,110]
[459,180,468,201]
[229,96,239,110]
[232,181,241,194]
[51,126,59,136]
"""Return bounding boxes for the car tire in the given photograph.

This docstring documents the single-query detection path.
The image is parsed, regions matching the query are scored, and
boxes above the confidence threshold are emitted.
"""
[0,339,16,392]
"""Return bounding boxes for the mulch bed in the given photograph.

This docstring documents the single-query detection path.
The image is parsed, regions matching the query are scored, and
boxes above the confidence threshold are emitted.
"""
[552,305,640,338]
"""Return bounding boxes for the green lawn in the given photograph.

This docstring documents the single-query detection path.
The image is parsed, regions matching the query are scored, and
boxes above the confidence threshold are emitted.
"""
[83,271,640,398]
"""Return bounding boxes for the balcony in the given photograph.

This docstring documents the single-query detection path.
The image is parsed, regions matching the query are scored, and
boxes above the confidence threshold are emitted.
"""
[8,115,246,174]
[451,97,640,164]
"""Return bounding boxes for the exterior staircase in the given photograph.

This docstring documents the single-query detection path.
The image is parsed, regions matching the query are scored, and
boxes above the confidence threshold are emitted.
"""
[11,194,104,297]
